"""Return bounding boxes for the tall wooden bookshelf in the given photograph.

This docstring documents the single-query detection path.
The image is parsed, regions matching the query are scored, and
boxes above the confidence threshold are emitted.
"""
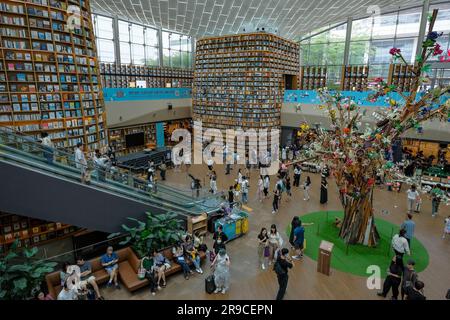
[0,0,106,150]
[299,66,327,89]
[0,211,81,254]
[100,63,193,88]
[192,32,300,136]
[387,63,417,92]
[340,65,369,91]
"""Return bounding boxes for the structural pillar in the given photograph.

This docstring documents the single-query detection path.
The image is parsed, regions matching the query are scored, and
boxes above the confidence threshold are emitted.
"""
[415,0,431,57]
[343,17,353,66]
[113,16,121,64]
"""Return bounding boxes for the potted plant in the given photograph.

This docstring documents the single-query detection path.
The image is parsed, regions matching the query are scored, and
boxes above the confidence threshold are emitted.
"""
[109,211,185,258]
[0,240,58,300]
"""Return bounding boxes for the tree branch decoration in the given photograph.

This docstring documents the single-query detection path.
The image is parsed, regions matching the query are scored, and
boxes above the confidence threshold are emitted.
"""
[304,9,449,246]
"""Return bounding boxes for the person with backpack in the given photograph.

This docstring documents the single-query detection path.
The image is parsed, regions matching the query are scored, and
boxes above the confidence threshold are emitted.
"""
[405,280,426,300]
[401,259,418,300]
[274,248,294,300]
[292,220,306,260]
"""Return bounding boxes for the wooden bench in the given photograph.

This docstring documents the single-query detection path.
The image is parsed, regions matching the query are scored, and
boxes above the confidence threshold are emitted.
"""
[45,246,206,296]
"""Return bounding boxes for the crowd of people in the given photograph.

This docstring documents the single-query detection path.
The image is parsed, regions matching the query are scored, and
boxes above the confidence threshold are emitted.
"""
[32,136,449,301]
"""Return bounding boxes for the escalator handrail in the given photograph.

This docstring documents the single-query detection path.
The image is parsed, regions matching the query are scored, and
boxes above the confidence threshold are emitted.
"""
[0,137,222,216]
[0,126,223,209]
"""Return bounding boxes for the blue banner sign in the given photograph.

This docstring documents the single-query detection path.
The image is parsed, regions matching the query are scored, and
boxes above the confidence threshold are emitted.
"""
[103,88,192,101]
[284,90,448,107]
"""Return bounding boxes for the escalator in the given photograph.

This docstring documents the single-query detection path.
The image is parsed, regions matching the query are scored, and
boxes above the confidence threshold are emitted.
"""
[0,127,224,233]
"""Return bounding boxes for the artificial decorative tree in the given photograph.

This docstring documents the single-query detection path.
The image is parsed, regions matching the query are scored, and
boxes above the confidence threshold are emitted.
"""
[304,10,449,246]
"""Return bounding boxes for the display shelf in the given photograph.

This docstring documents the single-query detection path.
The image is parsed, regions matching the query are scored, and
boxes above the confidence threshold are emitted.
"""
[0,211,81,254]
[340,65,369,91]
[108,123,157,156]
[99,63,193,88]
[387,63,417,92]
[0,0,106,150]
[402,138,450,163]
[299,66,327,89]
[192,32,300,133]
[187,213,208,236]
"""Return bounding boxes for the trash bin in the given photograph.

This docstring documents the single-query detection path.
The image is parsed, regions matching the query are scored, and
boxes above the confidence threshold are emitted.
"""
[317,240,334,276]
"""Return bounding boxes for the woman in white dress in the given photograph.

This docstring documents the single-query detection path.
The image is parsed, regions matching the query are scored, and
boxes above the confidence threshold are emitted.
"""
[268,224,283,265]
[211,249,231,294]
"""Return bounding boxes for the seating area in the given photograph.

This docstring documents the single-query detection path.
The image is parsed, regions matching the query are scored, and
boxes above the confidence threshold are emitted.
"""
[45,246,206,297]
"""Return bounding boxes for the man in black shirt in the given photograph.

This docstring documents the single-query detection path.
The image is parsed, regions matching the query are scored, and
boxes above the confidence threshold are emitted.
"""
[377,255,403,300]
[213,225,228,254]
[401,259,418,300]
[405,280,426,300]
[228,186,234,207]
[274,248,294,300]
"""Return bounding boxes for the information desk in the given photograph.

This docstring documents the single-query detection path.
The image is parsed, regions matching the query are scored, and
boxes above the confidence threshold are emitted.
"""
[214,211,249,241]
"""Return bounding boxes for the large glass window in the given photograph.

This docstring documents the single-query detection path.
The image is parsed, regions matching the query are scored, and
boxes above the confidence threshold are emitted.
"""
[120,42,131,64]
[162,31,193,67]
[299,23,347,86]
[349,41,370,64]
[91,14,193,68]
[93,15,115,62]
[396,9,421,38]
[394,38,417,63]
[144,27,159,66]
[118,20,130,42]
[372,13,398,40]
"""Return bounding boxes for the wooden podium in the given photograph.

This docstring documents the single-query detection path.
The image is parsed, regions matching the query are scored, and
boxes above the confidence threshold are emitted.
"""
[317,240,334,276]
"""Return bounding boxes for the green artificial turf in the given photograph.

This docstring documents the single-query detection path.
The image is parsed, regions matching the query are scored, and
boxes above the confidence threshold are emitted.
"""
[286,211,429,278]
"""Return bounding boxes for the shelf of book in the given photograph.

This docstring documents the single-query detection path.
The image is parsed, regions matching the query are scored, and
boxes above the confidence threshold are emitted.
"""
[0,211,82,254]
[192,32,299,136]
[340,65,369,91]
[387,63,417,92]
[299,66,327,89]
[0,0,106,150]
[108,123,157,157]
[99,63,193,88]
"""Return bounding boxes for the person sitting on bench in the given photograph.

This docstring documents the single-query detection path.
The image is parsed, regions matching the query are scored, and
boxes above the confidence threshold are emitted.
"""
[100,246,120,289]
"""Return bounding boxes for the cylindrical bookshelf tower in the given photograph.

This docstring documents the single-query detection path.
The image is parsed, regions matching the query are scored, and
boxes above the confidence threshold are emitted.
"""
[192,32,299,154]
[0,0,106,150]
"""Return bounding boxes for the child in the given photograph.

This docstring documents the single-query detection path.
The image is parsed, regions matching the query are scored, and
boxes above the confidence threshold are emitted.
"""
[443,216,450,239]
[414,195,422,213]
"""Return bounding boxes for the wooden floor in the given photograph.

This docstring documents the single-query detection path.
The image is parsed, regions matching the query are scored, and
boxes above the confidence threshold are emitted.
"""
[104,163,450,300]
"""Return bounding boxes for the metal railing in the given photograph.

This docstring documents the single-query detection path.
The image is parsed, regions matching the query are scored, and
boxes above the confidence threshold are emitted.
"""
[0,126,224,216]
